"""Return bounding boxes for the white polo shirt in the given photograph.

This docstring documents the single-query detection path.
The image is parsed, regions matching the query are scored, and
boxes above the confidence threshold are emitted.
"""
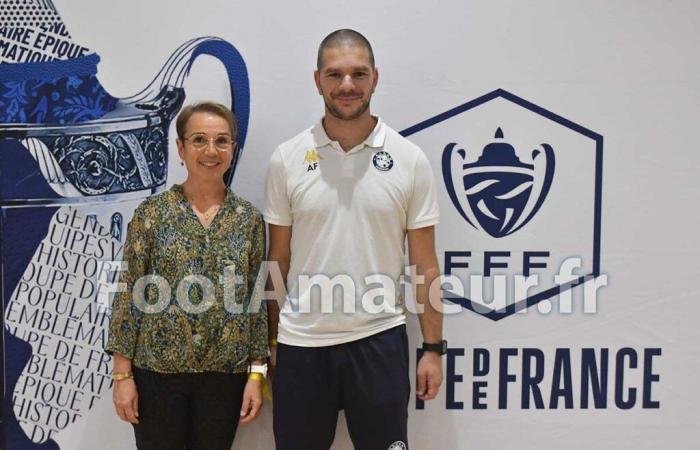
[263,117,439,347]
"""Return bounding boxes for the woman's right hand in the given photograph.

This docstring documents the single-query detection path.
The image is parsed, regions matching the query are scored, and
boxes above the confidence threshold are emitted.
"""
[113,378,139,424]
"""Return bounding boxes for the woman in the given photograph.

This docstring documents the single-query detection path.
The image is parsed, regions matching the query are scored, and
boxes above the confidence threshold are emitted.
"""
[105,102,268,449]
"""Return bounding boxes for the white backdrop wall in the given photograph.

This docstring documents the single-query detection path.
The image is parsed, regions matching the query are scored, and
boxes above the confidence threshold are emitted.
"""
[1,1,699,449]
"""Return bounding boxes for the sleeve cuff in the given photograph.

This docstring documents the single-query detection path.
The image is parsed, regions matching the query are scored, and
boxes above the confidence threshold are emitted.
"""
[249,349,270,361]
[104,341,135,359]
[262,213,292,226]
[407,215,440,230]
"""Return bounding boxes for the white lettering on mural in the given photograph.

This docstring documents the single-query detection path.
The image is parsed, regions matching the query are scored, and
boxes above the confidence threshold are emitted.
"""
[4,207,122,443]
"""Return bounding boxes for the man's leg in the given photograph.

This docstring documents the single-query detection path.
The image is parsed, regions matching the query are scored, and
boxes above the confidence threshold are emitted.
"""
[343,326,411,450]
[132,367,189,450]
[186,372,248,450]
[273,343,341,450]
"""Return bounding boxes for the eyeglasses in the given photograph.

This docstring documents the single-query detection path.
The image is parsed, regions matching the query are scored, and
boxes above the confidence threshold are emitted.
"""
[184,134,235,152]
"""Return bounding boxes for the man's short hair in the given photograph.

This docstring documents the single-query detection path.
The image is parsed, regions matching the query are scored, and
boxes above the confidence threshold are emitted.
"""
[175,101,238,140]
[317,29,375,70]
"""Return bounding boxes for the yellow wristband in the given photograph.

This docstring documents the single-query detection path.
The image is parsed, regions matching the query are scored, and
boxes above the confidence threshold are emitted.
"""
[269,338,278,346]
[248,372,273,400]
[248,372,265,382]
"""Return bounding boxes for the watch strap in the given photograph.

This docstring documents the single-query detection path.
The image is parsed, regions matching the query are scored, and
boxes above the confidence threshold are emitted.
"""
[422,340,447,355]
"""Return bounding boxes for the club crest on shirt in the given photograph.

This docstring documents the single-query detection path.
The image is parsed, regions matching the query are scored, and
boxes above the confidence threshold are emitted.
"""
[373,150,394,171]
[304,148,322,171]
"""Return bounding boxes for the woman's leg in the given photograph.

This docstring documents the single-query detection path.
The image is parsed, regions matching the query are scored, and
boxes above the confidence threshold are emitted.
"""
[186,372,248,450]
[132,367,190,450]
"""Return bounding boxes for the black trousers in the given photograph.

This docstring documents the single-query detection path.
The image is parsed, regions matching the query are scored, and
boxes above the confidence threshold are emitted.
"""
[273,325,411,450]
[132,367,247,450]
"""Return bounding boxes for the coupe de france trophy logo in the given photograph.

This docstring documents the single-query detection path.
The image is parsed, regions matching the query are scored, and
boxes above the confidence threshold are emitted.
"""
[442,127,555,237]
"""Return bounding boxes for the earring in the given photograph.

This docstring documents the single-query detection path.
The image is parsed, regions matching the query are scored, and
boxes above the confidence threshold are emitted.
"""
[180,161,184,166]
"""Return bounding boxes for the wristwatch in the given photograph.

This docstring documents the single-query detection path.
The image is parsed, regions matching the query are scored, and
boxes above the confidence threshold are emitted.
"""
[250,364,268,377]
[112,371,133,381]
[422,340,448,356]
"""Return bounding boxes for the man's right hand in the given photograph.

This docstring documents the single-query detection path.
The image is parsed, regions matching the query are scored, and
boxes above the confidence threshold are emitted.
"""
[113,378,139,424]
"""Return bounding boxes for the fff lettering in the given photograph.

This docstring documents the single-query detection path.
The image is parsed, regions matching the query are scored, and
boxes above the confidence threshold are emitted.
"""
[445,251,550,277]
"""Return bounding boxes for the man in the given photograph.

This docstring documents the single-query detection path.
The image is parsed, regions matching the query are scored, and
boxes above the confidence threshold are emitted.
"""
[264,29,445,450]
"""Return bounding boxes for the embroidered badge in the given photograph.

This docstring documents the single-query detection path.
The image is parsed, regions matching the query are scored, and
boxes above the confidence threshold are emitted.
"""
[373,151,393,171]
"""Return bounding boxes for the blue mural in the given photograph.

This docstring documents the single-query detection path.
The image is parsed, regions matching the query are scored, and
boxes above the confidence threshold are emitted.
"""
[0,2,250,448]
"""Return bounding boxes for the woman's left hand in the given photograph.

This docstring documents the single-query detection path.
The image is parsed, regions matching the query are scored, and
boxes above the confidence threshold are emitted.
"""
[239,377,263,424]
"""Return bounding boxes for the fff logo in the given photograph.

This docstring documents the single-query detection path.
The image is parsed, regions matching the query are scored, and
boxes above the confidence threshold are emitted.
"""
[401,89,604,319]
[443,126,555,238]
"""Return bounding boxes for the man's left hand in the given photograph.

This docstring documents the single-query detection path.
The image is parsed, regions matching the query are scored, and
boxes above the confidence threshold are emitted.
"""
[416,351,443,401]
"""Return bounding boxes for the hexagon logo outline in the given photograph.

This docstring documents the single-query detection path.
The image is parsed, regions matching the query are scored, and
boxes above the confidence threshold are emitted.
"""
[400,89,603,321]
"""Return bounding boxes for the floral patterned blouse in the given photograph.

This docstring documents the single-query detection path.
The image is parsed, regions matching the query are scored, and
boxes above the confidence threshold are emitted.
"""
[105,184,268,373]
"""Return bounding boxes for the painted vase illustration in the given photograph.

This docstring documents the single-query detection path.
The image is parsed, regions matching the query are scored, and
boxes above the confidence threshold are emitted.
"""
[1,5,250,448]
[0,36,250,204]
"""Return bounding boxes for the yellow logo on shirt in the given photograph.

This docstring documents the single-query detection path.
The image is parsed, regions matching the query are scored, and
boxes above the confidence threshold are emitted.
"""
[304,149,322,171]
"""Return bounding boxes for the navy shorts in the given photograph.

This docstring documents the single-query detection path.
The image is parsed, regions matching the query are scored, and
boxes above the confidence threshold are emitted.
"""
[273,325,410,450]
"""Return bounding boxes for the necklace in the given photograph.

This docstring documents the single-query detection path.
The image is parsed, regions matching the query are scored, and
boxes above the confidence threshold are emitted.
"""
[181,184,225,224]
[198,204,221,221]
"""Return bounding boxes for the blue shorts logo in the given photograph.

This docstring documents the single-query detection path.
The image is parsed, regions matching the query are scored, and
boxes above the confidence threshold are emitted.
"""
[373,150,394,171]
[443,127,555,238]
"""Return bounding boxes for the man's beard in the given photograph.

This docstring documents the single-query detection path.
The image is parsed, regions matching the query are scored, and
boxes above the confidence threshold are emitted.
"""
[324,95,371,121]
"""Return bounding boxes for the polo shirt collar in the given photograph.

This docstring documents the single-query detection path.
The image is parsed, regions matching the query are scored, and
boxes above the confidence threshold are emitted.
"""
[311,116,386,152]
[364,117,386,148]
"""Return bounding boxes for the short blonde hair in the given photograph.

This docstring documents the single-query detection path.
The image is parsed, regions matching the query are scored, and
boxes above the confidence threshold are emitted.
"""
[176,101,237,140]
